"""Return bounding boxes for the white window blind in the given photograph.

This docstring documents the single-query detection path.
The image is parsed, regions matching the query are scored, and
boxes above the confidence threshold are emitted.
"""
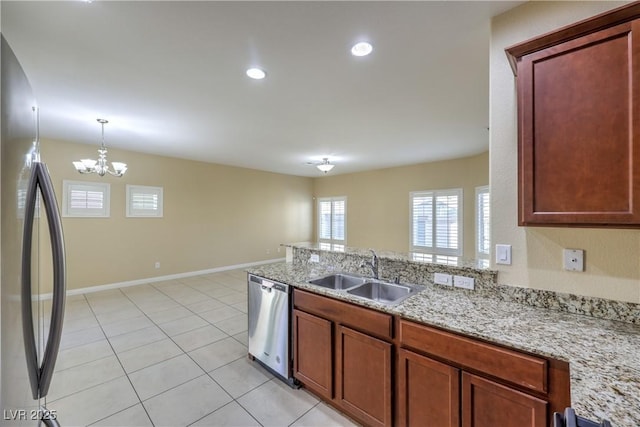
[318,196,346,245]
[410,189,462,256]
[126,185,163,217]
[62,181,110,217]
[476,186,490,259]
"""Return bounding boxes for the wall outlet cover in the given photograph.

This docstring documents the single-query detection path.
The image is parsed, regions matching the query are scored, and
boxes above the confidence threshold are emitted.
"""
[563,249,584,271]
[434,273,453,286]
[309,253,320,263]
[453,275,475,290]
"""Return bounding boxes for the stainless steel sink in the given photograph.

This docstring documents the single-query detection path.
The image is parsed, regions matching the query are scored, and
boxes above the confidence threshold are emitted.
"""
[307,273,368,290]
[347,281,418,305]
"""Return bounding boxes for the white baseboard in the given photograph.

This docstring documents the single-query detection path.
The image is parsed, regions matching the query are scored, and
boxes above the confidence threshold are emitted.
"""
[40,257,285,299]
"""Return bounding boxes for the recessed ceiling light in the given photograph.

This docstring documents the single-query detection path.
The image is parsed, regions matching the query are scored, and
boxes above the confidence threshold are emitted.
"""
[351,42,373,57]
[246,68,266,80]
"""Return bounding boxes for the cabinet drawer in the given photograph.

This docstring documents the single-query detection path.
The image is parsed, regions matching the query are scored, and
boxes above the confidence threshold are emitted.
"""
[294,289,393,340]
[399,320,547,393]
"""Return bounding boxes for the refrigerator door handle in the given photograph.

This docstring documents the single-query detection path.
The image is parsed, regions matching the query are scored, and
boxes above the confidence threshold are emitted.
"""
[20,162,66,400]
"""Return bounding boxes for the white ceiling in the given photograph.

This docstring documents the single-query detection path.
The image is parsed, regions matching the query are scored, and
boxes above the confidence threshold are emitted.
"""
[2,1,522,177]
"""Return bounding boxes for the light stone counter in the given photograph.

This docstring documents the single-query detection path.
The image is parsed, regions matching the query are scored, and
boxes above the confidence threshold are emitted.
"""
[248,261,640,426]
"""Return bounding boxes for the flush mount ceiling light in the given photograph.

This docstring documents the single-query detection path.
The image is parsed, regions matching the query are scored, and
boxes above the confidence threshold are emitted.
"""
[246,67,267,80]
[72,119,127,177]
[351,41,373,57]
[316,158,335,173]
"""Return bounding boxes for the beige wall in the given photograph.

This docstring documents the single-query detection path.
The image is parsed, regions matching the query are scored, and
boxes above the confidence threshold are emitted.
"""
[312,152,489,258]
[491,1,640,303]
[40,139,314,291]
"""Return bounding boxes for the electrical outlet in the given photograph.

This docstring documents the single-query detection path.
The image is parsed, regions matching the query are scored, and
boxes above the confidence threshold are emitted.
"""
[434,273,453,286]
[154,261,160,269]
[309,253,320,263]
[453,275,475,290]
[563,249,584,271]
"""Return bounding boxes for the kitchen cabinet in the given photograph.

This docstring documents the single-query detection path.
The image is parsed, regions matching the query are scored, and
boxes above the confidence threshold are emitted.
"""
[462,372,547,427]
[505,3,640,227]
[397,348,460,427]
[292,309,332,400]
[398,319,570,427]
[293,289,393,427]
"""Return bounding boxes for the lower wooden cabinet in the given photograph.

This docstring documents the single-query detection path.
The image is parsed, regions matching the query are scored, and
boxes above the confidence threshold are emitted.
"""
[462,372,547,427]
[397,348,460,427]
[292,309,332,400]
[293,290,570,427]
[337,326,392,427]
[398,320,569,427]
[293,290,394,427]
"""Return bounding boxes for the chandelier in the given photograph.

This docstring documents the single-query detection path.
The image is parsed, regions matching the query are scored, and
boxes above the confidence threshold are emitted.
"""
[73,119,127,177]
[317,158,335,173]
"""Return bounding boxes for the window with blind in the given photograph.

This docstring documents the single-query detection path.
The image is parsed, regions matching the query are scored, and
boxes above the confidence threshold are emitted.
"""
[410,189,462,256]
[476,186,490,259]
[62,181,110,217]
[126,185,163,218]
[318,196,346,245]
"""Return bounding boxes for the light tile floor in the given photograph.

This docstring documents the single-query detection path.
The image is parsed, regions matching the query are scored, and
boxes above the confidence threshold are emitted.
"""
[47,269,359,427]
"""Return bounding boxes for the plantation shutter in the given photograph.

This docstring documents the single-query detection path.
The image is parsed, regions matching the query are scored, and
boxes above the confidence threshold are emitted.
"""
[476,186,490,258]
[318,197,347,244]
[411,189,462,256]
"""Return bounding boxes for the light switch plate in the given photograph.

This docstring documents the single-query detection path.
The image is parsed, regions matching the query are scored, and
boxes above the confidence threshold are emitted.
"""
[496,244,512,265]
[434,273,453,286]
[563,249,584,271]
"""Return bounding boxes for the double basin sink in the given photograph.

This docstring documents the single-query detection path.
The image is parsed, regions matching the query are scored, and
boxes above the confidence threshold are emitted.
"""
[306,273,421,306]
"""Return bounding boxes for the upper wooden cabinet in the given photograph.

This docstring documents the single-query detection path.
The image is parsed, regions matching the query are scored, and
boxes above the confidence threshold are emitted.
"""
[506,3,640,227]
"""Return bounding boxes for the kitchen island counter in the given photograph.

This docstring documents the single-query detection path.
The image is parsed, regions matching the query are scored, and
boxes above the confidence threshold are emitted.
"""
[248,261,640,425]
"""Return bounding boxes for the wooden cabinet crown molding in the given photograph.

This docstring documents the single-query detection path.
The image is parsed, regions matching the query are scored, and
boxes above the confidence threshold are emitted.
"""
[505,1,640,75]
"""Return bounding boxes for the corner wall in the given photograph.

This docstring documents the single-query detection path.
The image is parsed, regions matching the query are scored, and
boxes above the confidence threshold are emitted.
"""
[40,139,314,291]
[490,1,640,303]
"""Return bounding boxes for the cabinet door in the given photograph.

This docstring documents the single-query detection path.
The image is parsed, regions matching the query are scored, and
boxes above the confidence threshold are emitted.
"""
[336,325,392,427]
[397,349,460,427]
[462,372,547,427]
[518,20,640,226]
[293,309,333,399]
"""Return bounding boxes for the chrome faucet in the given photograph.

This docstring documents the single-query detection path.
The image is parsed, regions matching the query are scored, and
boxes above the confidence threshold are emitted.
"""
[361,249,379,279]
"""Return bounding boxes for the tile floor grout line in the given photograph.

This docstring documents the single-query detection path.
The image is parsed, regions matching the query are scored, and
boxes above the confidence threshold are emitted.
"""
[86,402,143,427]
[120,279,251,425]
[84,291,156,427]
[54,269,355,427]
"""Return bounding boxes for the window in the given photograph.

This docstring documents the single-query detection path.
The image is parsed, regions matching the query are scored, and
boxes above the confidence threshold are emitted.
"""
[126,185,163,217]
[318,196,346,245]
[62,180,110,217]
[476,186,490,259]
[410,189,462,256]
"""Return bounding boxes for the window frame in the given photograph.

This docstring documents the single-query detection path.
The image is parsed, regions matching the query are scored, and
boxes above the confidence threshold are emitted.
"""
[62,180,110,218]
[409,188,463,256]
[317,196,347,245]
[126,185,164,218]
[475,185,490,260]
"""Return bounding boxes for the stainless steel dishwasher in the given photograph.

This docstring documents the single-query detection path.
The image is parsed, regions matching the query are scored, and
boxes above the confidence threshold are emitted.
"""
[247,274,298,387]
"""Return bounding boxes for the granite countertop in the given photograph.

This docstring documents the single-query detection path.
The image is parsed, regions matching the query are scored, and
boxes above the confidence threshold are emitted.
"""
[248,262,640,426]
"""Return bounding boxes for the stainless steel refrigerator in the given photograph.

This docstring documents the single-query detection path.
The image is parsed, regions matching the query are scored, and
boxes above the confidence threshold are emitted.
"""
[1,35,66,427]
